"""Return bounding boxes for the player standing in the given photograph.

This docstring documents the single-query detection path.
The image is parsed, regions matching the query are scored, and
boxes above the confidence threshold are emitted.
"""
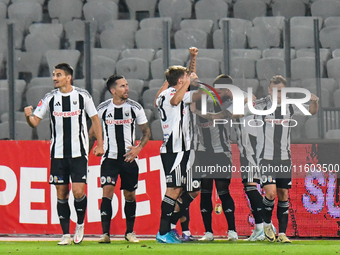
[24,63,104,245]
[89,75,151,243]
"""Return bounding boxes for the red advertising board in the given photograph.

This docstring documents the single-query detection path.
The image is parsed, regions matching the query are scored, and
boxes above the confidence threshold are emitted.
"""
[1,141,340,237]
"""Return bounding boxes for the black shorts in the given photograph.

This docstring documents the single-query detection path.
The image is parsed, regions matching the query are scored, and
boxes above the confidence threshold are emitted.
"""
[100,158,139,192]
[186,150,201,192]
[259,159,292,189]
[50,156,88,185]
[161,151,190,188]
[240,156,261,184]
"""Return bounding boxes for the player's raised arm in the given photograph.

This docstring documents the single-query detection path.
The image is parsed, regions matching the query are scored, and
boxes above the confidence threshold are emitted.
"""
[309,93,319,115]
[188,47,198,74]
[24,106,41,128]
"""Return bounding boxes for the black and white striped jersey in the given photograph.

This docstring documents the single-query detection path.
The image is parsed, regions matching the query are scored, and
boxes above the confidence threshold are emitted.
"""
[234,115,257,160]
[34,86,97,159]
[155,87,193,154]
[97,98,147,160]
[193,96,232,156]
[253,95,308,161]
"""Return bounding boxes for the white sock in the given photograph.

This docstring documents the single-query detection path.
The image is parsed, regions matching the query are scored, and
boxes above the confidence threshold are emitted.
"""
[170,224,176,229]
[255,223,263,231]
[183,230,191,236]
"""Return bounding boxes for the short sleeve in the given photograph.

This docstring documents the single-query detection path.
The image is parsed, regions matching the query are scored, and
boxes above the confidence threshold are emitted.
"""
[136,107,148,125]
[33,95,50,119]
[183,91,193,104]
[292,103,309,116]
[84,95,97,118]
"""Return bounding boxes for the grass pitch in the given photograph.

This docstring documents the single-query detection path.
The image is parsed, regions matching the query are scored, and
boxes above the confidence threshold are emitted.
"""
[1,240,340,255]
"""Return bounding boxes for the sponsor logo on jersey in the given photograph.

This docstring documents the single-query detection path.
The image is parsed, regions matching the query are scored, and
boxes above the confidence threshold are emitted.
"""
[107,113,113,117]
[106,118,133,125]
[53,109,81,117]
[197,121,214,128]
[166,175,172,183]
[55,101,61,106]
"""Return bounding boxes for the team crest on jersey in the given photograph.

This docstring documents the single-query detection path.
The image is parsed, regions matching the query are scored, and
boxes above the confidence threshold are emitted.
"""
[37,100,43,107]
[73,101,77,105]
[125,111,129,117]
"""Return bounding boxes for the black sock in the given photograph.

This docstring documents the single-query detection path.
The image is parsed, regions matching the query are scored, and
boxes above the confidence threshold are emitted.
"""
[74,195,87,224]
[125,199,136,235]
[219,191,236,231]
[200,191,213,233]
[245,185,263,224]
[181,207,190,232]
[277,200,289,233]
[100,197,112,235]
[57,199,70,235]
[262,196,275,224]
[159,195,176,235]
[170,207,181,227]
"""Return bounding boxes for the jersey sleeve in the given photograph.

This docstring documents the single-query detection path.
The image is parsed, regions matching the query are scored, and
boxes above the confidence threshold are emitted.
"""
[292,103,309,116]
[182,91,193,104]
[33,94,50,119]
[84,95,98,118]
[136,107,148,125]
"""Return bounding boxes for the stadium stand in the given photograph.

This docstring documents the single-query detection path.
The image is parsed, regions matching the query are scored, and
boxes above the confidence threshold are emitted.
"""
[125,0,158,20]
[158,0,192,31]
[135,28,164,50]
[116,58,150,80]
[48,0,83,25]
[194,0,228,31]
[233,0,267,21]
[272,0,306,19]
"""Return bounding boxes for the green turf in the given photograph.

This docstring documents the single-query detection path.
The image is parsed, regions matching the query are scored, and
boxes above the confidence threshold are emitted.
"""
[1,240,340,255]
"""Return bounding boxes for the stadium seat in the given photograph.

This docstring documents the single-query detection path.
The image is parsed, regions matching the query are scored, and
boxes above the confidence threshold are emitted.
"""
[320,26,340,51]
[0,0,9,4]
[144,108,154,123]
[291,57,325,80]
[28,77,53,90]
[73,79,107,95]
[116,58,149,80]
[326,58,340,81]
[8,2,42,31]
[11,0,45,4]
[100,29,135,50]
[290,16,323,30]
[324,16,340,27]
[126,79,144,95]
[213,29,247,49]
[247,26,281,50]
[142,88,160,109]
[125,0,158,20]
[88,55,116,80]
[0,121,32,140]
[156,49,190,62]
[311,0,340,20]
[0,81,25,116]
[36,118,50,140]
[180,19,214,35]
[218,18,252,35]
[135,28,163,50]
[0,20,25,52]
[325,129,340,140]
[151,119,162,140]
[304,117,319,139]
[0,2,6,20]
[233,0,267,21]
[272,0,306,19]
[233,78,259,94]
[291,114,307,140]
[158,0,192,31]
[48,0,83,25]
[46,50,81,77]
[333,49,340,58]
[256,57,285,81]
[231,49,262,60]
[334,89,340,107]
[308,87,332,107]
[121,49,155,62]
[296,48,331,63]
[104,89,140,102]
[252,16,285,31]
[139,17,172,29]
[83,0,118,32]
[151,58,184,79]
[29,23,63,38]
[262,48,296,59]
[64,19,97,49]
[174,29,208,49]
[225,57,256,79]
[195,0,228,30]
[92,48,120,63]
[301,78,337,93]
[14,51,42,79]
[196,49,223,62]
[149,79,165,89]
[0,111,26,123]
[187,57,220,78]
[103,20,139,32]
[25,85,53,107]
[290,26,315,49]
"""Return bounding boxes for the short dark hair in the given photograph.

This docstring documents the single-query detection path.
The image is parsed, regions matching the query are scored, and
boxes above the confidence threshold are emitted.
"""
[54,63,74,77]
[165,65,189,87]
[213,74,233,85]
[270,75,286,86]
[106,74,125,93]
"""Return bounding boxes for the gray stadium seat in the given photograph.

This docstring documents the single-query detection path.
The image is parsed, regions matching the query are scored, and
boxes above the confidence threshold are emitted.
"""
[0,121,32,140]
[149,79,165,89]
[36,118,51,140]
[135,28,163,50]
[0,80,26,116]
[290,26,315,49]
[187,57,220,78]
[262,48,296,59]
[247,26,281,50]
[213,29,247,49]
[180,19,214,34]
[218,18,252,35]
[327,58,340,81]
[256,57,285,81]
[116,58,150,80]
[25,86,53,107]
[0,0,9,4]
[151,119,162,140]
[100,29,135,50]
[320,26,340,51]
[308,87,332,107]
[324,16,340,27]
[151,58,184,79]
[226,57,256,79]
[11,0,45,4]
[325,129,340,140]
[195,0,228,30]
[29,23,63,38]
[122,49,155,62]
[196,49,223,62]
[126,79,144,95]
[88,55,116,80]
[0,2,6,20]
[233,0,266,21]
[174,29,208,49]
[233,78,259,94]
[1,111,26,123]
[334,89,340,107]
[272,0,306,19]
[332,49,340,58]
[144,108,154,123]
[14,51,42,79]
[156,49,190,62]
[301,78,337,93]
[104,89,139,102]
[28,77,53,90]
[231,49,262,60]
[48,0,83,25]
[291,57,325,80]
[296,48,331,63]
[291,115,306,140]
[139,17,172,29]
[73,79,107,95]
[83,0,118,32]
[311,0,340,20]
[142,88,160,109]
[92,48,120,63]
[8,2,42,30]
[158,0,192,31]
[103,20,139,32]
[290,16,323,30]
[64,19,97,49]
[252,16,285,30]
[46,50,81,77]
[125,0,158,20]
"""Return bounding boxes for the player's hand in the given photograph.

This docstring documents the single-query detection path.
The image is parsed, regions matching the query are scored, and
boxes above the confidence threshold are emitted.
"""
[189,47,198,56]
[190,72,199,86]
[124,145,142,163]
[24,106,33,117]
[190,102,196,112]
[310,93,319,102]
[93,145,104,157]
